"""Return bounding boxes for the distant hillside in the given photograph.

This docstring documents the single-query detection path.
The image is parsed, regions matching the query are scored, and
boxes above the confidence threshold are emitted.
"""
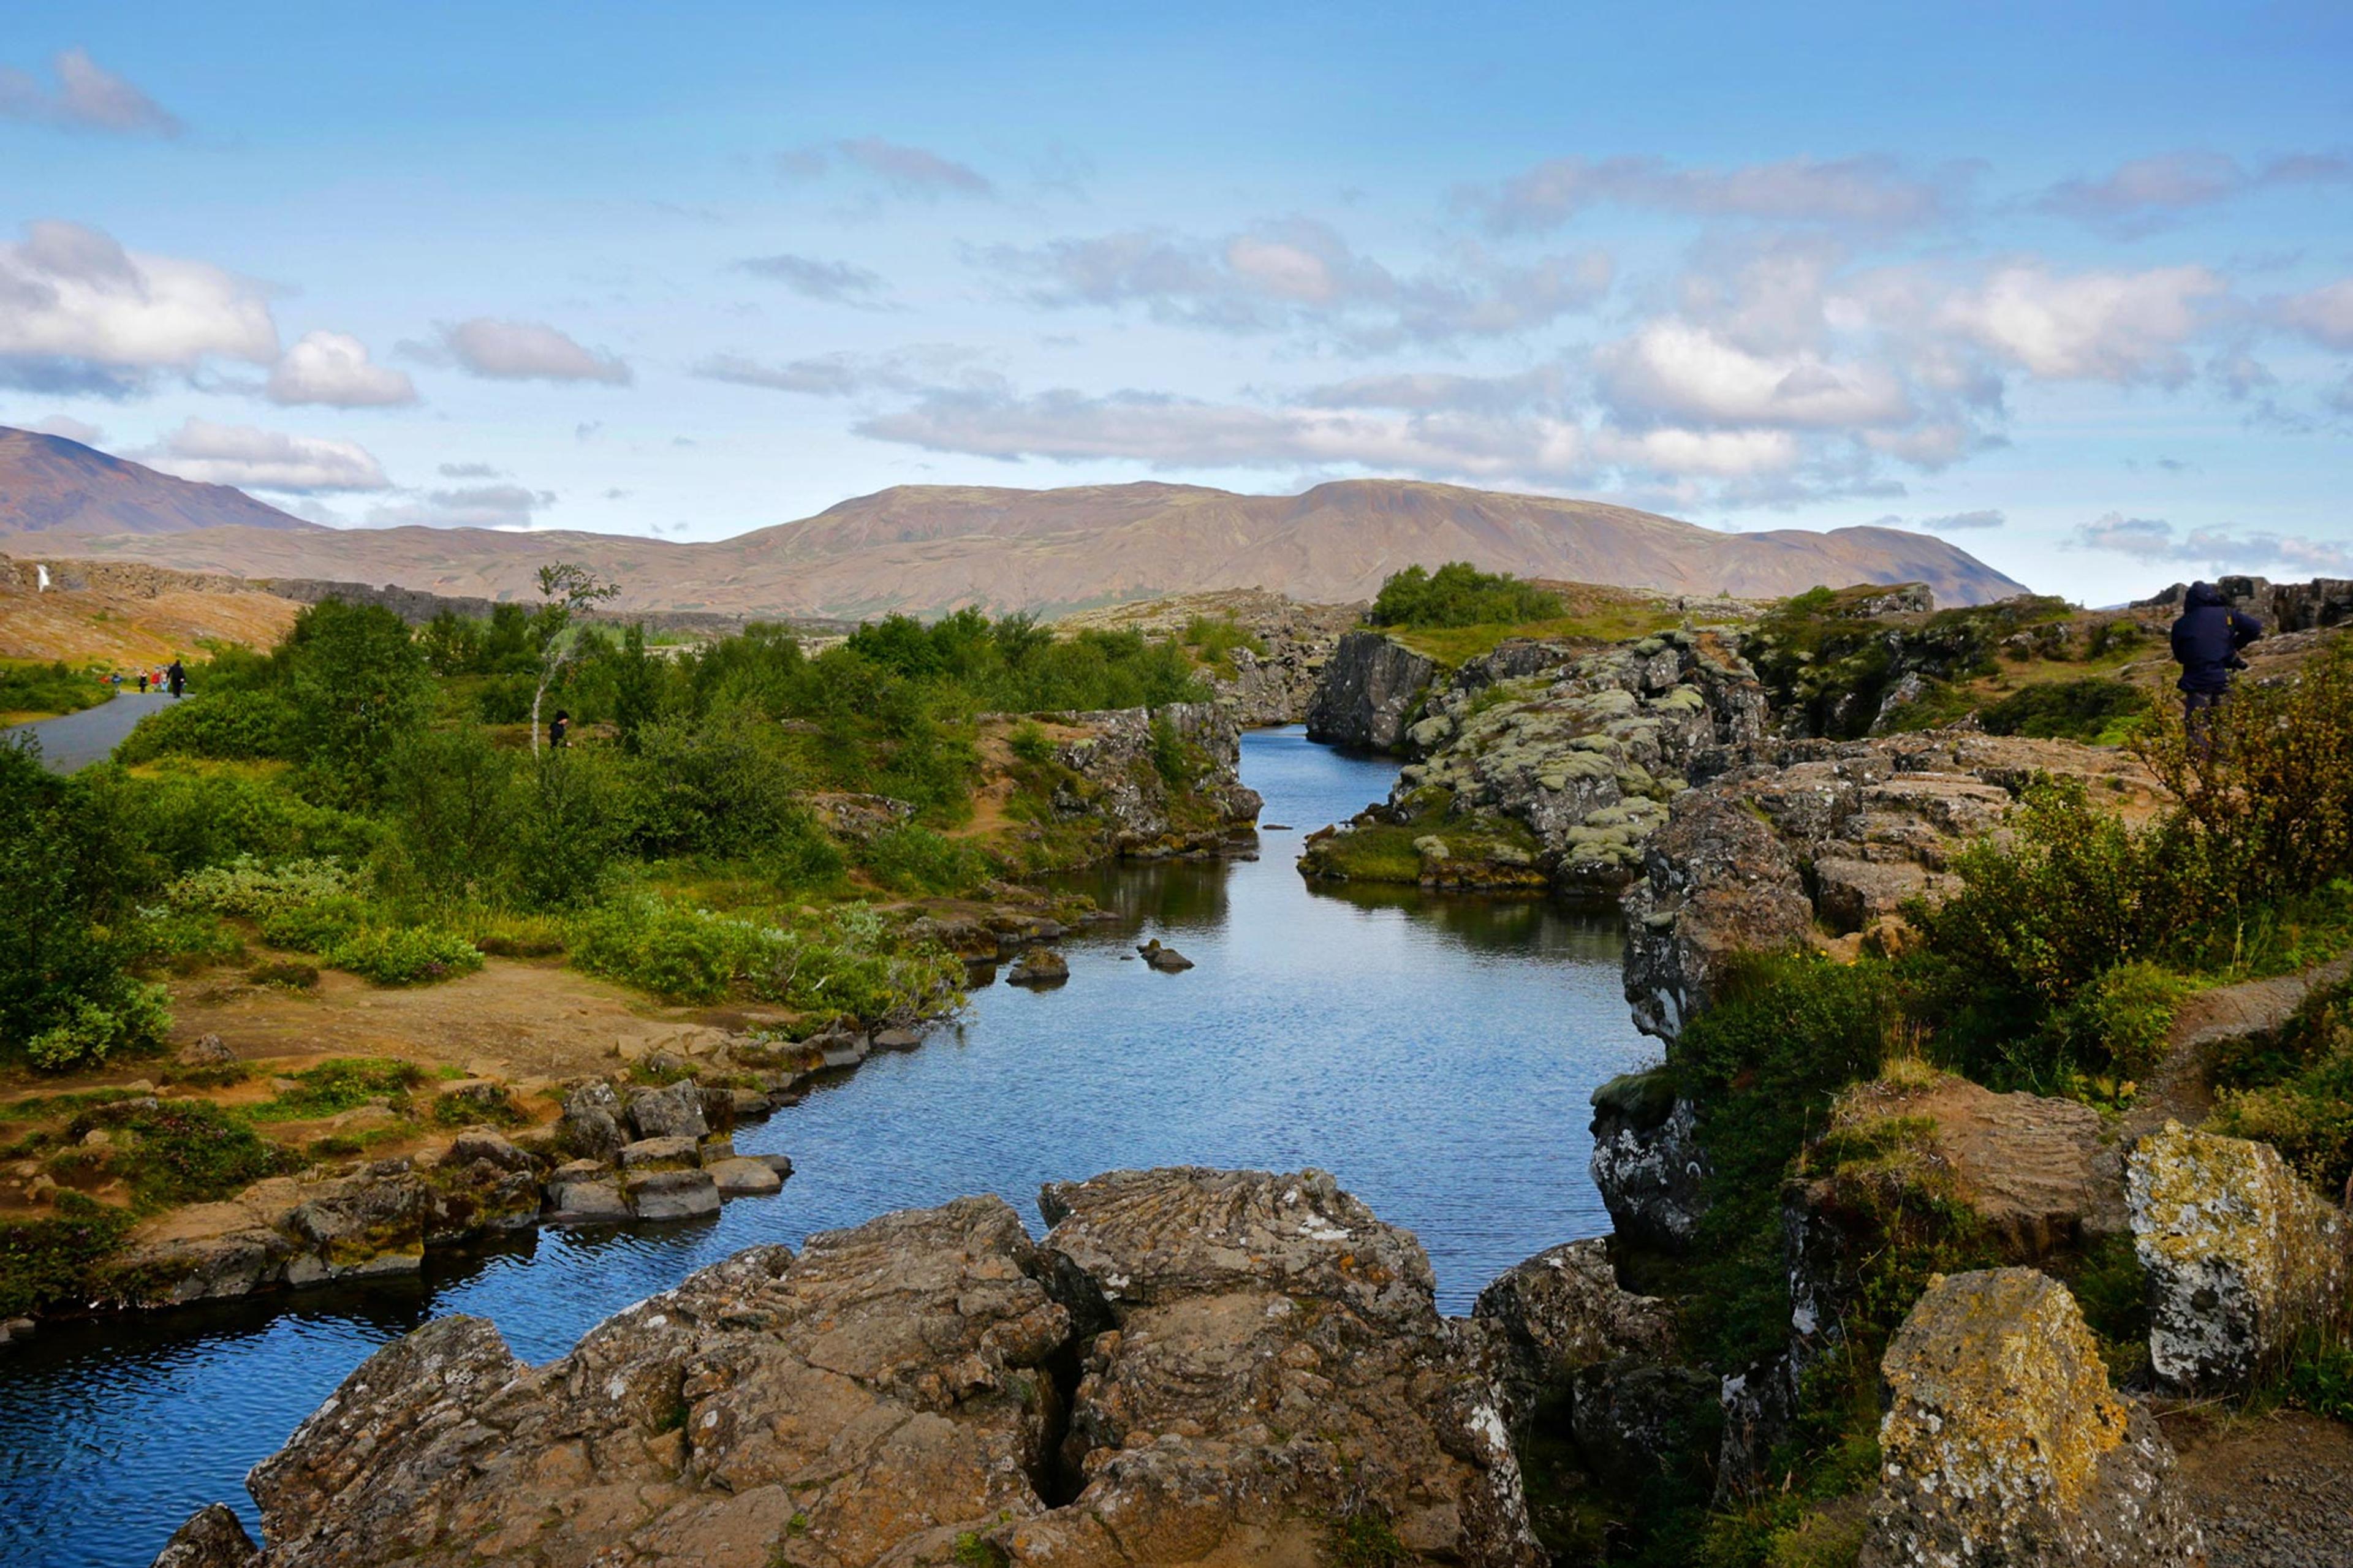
[1,426,2033,613]
[0,427,320,540]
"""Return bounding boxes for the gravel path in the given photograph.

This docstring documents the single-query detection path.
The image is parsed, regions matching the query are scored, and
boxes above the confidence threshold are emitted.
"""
[2167,1408,2353,1568]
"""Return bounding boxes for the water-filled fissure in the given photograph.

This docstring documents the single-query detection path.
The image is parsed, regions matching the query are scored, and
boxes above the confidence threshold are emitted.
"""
[0,727,1652,1568]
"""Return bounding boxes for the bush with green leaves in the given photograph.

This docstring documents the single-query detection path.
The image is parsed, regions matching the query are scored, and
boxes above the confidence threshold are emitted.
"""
[260,894,369,953]
[279,598,436,803]
[325,925,484,986]
[1367,562,1564,629]
[165,855,355,918]
[72,1099,294,1207]
[0,660,110,718]
[0,1194,134,1317]
[860,824,990,895]
[570,895,962,1019]
[25,982,172,1071]
[2210,979,2353,1197]
[1975,676,2147,741]
[113,687,298,765]
[250,1057,425,1120]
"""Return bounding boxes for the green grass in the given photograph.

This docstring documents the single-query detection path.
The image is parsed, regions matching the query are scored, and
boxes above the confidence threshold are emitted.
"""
[247,1057,425,1121]
[1388,604,1688,668]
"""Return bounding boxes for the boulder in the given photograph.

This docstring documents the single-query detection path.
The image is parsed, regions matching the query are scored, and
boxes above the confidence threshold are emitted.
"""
[1588,1070,1708,1251]
[175,1035,237,1070]
[149,1504,259,1568]
[554,1080,626,1162]
[1006,949,1070,987]
[543,1159,628,1222]
[423,1131,540,1246]
[618,1134,701,1170]
[1472,1237,1677,1420]
[870,1026,922,1051]
[282,1162,428,1286]
[1139,941,1193,973]
[2128,1121,2352,1392]
[706,1156,785,1197]
[1303,629,1440,752]
[624,1081,708,1142]
[623,1167,720,1221]
[1569,1360,1719,1493]
[809,1027,869,1070]
[1021,1167,1543,1566]
[1861,1268,2200,1567]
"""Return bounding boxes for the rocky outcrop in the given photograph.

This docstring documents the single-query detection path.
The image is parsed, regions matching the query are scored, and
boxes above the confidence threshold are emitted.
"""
[2128,1121,2352,1393]
[1039,702,1262,858]
[2136,572,2353,634]
[1303,629,1771,895]
[1588,1070,1708,1252]
[1472,1237,1676,1422]
[1860,1268,2201,1568]
[159,1168,1545,1568]
[1304,629,1440,751]
[1045,588,1359,725]
[150,1505,260,1568]
[1006,947,1069,986]
[1623,733,2159,1040]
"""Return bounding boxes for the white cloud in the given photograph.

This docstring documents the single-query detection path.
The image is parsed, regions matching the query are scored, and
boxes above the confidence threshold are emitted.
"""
[1594,320,1914,430]
[0,221,276,395]
[2033,151,2352,233]
[1591,424,1799,478]
[0,48,180,137]
[1876,508,2006,531]
[140,417,390,493]
[779,137,995,199]
[438,317,631,384]
[735,252,890,304]
[25,413,104,446]
[2276,279,2353,351]
[693,344,983,397]
[1936,263,2224,383]
[2072,510,2353,573]
[365,483,551,529]
[266,330,417,406]
[987,221,1610,347]
[1457,154,1957,234]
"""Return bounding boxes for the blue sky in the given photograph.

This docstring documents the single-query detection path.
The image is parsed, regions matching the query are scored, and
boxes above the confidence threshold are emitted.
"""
[2,1,2349,602]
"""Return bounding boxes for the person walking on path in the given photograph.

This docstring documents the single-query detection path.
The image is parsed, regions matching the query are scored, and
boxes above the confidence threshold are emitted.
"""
[2170,580,2263,746]
[136,673,147,694]
[165,658,186,699]
[548,709,570,747]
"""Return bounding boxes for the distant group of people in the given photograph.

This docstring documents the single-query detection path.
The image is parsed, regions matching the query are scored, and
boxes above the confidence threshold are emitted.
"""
[104,659,186,697]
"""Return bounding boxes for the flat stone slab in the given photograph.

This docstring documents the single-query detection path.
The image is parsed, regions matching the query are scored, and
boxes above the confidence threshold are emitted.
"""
[707,1156,784,1197]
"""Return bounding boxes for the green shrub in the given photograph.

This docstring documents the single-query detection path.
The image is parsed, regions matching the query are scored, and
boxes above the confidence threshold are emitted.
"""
[1976,678,2148,741]
[571,896,963,1019]
[1007,720,1056,766]
[25,982,172,1072]
[83,764,379,878]
[165,855,355,918]
[0,1193,134,1316]
[1148,712,1194,787]
[281,598,436,803]
[1180,615,1265,675]
[326,926,484,986]
[1368,562,1564,629]
[2210,980,2353,1196]
[2039,960,2188,1082]
[0,740,151,1069]
[75,1099,294,1207]
[571,896,749,1004]
[134,908,248,972]
[249,1057,425,1120]
[113,687,297,765]
[260,895,368,953]
[433,1085,523,1127]
[862,825,989,895]
[0,661,110,718]
[248,960,320,989]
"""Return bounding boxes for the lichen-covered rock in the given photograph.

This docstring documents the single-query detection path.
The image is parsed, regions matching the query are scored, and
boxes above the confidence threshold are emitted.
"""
[2128,1120,2352,1392]
[1006,947,1069,987]
[1860,1268,2200,1568]
[624,1166,719,1221]
[1023,1167,1544,1566]
[1038,702,1263,858]
[1588,1071,1708,1251]
[1473,1237,1676,1421]
[423,1131,541,1246]
[150,1504,259,1568]
[1304,629,1440,751]
[159,1172,1544,1568]
[624,1080,708,1142]
[283,1162,428,1285]
[1623,734,2159,1041]
[542,1159,627,1222]
[1312,630,1771,896]
[706,1156,784,1197]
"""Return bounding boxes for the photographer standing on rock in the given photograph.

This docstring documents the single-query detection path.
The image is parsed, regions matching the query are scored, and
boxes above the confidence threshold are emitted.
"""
[2170,581,2263,746]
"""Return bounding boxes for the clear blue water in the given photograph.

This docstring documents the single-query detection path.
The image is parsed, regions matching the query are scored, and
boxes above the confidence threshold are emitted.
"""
[0,727,1653,1566]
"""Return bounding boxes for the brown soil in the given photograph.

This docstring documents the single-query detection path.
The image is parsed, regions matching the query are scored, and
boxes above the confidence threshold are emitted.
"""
[2163,1407,2353,1568]
[0,557,299,667]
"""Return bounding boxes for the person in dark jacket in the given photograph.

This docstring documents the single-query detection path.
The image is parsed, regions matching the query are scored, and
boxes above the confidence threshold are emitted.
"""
[2170,581,2262,743]
[165,657,186,699]
[548,710,570,747]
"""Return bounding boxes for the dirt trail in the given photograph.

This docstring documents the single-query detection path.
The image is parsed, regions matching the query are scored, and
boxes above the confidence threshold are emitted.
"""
[2124,953,2353,1143]
[2165,1409,2353,1568]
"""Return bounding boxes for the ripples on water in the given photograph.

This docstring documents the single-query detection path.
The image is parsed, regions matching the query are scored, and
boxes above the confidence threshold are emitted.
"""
[0,727,1655,1567]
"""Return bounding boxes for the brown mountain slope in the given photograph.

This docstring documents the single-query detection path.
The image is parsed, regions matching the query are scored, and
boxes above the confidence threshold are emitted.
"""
[0,426,322,539]
[5,426,2032,613]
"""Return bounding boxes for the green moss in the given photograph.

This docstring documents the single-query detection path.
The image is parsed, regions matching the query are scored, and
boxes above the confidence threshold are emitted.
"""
[1326,1509,1409,1568]
[249,1058,426,1121]
[0,1192,134,1317]
[70,1099,296,1208]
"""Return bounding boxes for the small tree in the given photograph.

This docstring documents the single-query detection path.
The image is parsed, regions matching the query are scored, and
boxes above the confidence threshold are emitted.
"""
[530,562,620,752]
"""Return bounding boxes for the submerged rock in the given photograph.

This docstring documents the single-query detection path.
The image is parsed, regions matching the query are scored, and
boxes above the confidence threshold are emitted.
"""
[1136,939,1194,972]
[1860,1267,2200,1568]
[1006,947,1070,987]
[159,1168,1544,1568]
[2128,1120,2352,1392]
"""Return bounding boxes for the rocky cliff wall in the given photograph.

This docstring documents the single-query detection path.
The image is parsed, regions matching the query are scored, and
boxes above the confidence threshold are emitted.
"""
[1303,629,1441,751]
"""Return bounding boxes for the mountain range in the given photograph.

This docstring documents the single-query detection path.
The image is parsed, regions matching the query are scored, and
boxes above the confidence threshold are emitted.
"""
[0,425,2032,615]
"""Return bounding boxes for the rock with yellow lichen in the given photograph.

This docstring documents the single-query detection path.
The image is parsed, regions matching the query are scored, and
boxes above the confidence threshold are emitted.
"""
[1860,1267,2200,1568]
[2128,1120,2351,1393]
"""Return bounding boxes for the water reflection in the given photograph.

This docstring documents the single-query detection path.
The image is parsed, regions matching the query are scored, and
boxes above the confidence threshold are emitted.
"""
[0,727,1654,1568]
